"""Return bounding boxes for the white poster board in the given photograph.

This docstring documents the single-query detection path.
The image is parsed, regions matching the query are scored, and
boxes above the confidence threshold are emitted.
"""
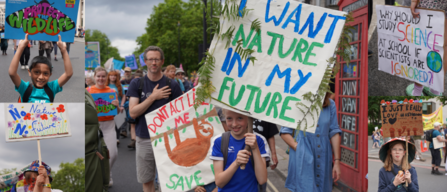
[209,0,346,133]
[145,89,225,192]
[376,5,445,92]
[4,103,71,142]
[433,136,445,149]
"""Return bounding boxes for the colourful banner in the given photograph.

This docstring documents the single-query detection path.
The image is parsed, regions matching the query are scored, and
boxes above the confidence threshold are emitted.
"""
[145,89,225,192]
[139,52,146,67]
[380,102,423,137]
[4,0,80,42]
[0,33,4,39]
[4,103,71,142]
[85,42,100,69]
[423,106,443,131]
[208,0,346,133]
[125,54,138,70]
[113,59,125,70]
[90,92,118,117]
[0,163,31,190]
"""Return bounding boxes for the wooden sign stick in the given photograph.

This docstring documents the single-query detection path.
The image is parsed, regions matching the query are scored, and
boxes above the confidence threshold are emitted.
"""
[240,117,253,170]
[405,139,408,187]
[37,139,42,166]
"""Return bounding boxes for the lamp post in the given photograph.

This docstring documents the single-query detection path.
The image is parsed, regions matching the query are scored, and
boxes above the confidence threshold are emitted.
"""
[177,21,181,67]
[202,0,207,55]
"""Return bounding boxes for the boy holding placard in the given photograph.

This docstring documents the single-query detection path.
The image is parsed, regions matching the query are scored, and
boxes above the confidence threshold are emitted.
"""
[9,34,73,103]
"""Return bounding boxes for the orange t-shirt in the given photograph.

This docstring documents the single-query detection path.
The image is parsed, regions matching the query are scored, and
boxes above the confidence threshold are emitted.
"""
[86,85,117,122]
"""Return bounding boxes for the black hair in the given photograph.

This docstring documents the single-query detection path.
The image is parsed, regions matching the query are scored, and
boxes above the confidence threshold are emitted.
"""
[29,56,53,73]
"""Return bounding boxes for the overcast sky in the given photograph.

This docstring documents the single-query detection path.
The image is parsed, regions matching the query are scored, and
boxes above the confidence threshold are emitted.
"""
[0,103,84,173]
[86,0,164,58]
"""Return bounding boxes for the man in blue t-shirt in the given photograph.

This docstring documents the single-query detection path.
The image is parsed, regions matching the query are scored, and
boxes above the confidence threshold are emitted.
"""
[126,46,182,192]
[429,122,446,175]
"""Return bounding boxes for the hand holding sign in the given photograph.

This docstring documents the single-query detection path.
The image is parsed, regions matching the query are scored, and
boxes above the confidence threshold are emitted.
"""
[410,1,420,18]
[18,34,29,50]
[56,35,67,53]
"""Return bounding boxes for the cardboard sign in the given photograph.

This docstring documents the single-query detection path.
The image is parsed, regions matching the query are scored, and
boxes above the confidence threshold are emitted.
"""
[125,54,138,70]
[90,92,118,117]
[380,102,423,137]
[209,0,346,133]
[422,106,443,131]
[4,0,80,42]
[145,88,225,192]
[85,42,100,69]
[376,5,445,92]
[4,103,71,142]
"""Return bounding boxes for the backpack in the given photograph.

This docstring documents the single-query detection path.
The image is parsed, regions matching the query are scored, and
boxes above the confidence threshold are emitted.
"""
[18,84,54,103]
[85,90,110,192]
[425,129,434,142]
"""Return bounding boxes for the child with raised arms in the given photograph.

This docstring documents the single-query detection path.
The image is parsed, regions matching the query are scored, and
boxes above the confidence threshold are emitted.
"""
[210,109,269,192]
[9,34,73,103]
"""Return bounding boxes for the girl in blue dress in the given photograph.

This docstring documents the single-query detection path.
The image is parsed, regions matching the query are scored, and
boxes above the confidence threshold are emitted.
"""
[280,93,342,192]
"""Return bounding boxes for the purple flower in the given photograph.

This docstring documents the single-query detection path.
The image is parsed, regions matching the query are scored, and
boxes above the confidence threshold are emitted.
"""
[8,122,13,128]
[35,113,41,118]
[58,117,62,121]
[52,117,58,122]
[8,104,14,109]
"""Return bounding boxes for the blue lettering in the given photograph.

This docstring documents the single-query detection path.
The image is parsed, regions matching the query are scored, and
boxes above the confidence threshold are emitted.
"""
[324,14,346,43]
[298,12,328,39]
[281,4,302,32]
[238,0,247,17]
[9,108,21,121]
[290,70,312,94]
[265,0,290,26]
[265,64,291,93]
[14,123,27,135]
[220,48,250,78]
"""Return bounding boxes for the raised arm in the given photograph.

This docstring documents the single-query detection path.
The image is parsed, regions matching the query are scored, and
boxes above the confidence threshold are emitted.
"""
[56,35,73,87]
[9,35,28,87]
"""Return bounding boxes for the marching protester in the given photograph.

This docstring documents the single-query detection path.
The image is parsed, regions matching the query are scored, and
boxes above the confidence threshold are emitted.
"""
[9,34,73,103]
[280,93,341,192]
[86,67,121,187]
[106,70,124,145]
[176,68,191,92]
[378,138,418,192]
[210,109,269,192]
[121,67,134,85]
[38,41,53,61]
[23,160,58,192]
[126,46,182,192]
[165,64,185,93]
[428,122,446,175]
[0,25,8,55]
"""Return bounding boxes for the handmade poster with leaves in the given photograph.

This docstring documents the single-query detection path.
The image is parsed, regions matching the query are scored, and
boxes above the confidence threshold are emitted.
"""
[4,103,71,142]
[4,0,80,42]
[145,88,225,192]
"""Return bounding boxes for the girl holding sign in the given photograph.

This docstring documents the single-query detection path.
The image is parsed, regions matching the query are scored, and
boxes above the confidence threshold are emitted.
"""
[378,138,419,192]
[280,94,341,192]
[86,66,121,187]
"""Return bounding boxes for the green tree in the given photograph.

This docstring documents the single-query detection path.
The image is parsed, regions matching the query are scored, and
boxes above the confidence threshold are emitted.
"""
[85,29,124,66]
[51,158,85,192]
[134,0,220,74]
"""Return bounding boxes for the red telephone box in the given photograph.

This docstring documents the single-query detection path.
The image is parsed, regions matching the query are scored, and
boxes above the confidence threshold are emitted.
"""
[335,0,368,191]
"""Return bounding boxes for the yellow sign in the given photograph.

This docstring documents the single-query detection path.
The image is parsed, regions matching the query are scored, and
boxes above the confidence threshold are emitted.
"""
[422,107,443,131]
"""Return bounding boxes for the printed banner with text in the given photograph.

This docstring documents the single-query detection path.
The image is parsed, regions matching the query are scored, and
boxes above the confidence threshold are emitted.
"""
[4,103,71,142]
[376,5,445,92]
[85,42,100,69]
[4,0,80,42]
[422,106,443,131]
[125,54,138,70]
[145,88,225,192]
[380,102,423,137]
[209,0,346,133]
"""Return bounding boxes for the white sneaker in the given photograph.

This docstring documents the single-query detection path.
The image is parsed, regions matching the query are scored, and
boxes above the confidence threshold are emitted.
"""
[109,178,113,187]
[25,66,29,69]
[21,66,25,69]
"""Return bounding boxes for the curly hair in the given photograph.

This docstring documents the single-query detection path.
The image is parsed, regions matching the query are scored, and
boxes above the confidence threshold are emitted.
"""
[106,70,123,98]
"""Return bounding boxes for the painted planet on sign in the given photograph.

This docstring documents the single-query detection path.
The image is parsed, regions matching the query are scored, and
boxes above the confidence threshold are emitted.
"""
[426,51,442,73]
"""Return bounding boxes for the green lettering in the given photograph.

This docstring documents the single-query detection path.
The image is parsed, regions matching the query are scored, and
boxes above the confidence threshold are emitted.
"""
[175,176,184,191]
[254,91,272,113]
[58,17,66,32]
[218,77,234,101]
[35,18,46,32]
[185,175,194,189]
[194,170,205,186]
[166,174,178,189]
[266,92,282,118]
[247,30,262,53]
[9,11,23,28]
[210,164,215,175]
[303,42,324,66]
[279,37,297,58]
[45,17,53,34]
[64,18,74,31]
[232,23,254,47]
[245,85,260,111]
[292,38,309,63]
[267,31,282,55]
[27,18,37,33]
[280,96,300,122]
[22,19,28,33]
[229,82,245,106]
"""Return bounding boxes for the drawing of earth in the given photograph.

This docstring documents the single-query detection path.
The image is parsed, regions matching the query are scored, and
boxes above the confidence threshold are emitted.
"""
[426,51,442,73]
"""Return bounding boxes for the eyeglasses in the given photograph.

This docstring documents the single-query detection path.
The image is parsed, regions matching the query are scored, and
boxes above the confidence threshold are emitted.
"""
[392,148,404,152]
[147,59,161,63]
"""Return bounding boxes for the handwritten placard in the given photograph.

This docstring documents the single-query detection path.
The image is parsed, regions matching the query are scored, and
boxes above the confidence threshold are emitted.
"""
[145,88,225,192]
[90,92,117,117]
[208,0,346,133]
[380,102,423,137]
[4,103,71,142]
[376,5,445,92]
[85,42,100,69]
[4,0,80,42]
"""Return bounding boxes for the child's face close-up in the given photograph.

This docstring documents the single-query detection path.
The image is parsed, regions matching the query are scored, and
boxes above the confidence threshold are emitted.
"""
[109,75,117,83]
[95,71,107,86]
[224,110,248,139]
[391,143,405,163]
[28,63,51,88]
